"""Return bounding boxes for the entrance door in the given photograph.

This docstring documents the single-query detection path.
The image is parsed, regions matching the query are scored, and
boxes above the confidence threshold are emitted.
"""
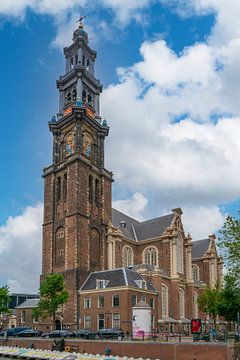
[98,314,105,330]
[55,319,61,330]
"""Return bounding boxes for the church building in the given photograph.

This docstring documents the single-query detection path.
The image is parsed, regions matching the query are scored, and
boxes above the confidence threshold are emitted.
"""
[40,21,224,334]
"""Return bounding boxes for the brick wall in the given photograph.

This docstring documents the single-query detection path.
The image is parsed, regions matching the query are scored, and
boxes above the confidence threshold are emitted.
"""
[0,338,234,360]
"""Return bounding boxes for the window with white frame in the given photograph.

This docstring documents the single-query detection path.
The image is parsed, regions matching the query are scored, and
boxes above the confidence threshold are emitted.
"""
[122,246,133,267]
[98,296,105,308]
[179,289,185,318]
[84,315,91,329]
[96,279,108,289]
[112,294,120,307]
[112,313,120,328]
[84,297,91,309]
[21,310,26,323]
[135,280,147,289]
[131,295,137,307]
[143,247,158,267]
[192,265,199,282]
[161,285,168,317]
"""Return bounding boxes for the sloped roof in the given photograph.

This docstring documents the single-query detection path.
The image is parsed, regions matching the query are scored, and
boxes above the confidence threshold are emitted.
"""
[192,238,210,259]
[112,208,174,241]
[16,299,39,309]
[81,268,156,292]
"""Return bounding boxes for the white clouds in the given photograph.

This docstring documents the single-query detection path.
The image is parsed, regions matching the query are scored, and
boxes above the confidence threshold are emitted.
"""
[182,205,225,239]
[113,192,148,221]
[0,203,42,292]
[101,1,240,237]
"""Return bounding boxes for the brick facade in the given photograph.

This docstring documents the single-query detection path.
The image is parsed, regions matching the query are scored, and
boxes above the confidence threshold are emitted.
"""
[39,23,224,334]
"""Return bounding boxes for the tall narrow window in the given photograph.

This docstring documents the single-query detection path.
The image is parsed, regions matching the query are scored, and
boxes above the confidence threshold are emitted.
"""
[63,173,67,201]
[55,227,65,265]
[122,246,133,267]
[193,292,198,318]
[89,176,93,203]
[179,289,185,318]
[112,313,120,328]
[192,265,199,282]
[82,55,86,66]
[161,285,168,317]
[95,179,100,207]
[57,177,61,202]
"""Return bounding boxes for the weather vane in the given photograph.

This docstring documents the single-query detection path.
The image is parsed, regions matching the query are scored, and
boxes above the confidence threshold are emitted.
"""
[76,15,86,28]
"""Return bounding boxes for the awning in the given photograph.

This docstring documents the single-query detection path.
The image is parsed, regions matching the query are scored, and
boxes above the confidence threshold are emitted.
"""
[158,317,178,323]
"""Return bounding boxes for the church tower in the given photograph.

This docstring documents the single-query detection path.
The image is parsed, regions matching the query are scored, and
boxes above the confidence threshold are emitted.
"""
[42,20,113,329]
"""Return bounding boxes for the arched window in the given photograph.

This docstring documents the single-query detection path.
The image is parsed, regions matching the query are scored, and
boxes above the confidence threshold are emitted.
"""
[75,54,78,65]
[122,246,133,267]
[193,292,198,318]
[143,247,158,267]
[192,265,199,282]
[82,55,86,66]
[95,179,100,207]
[55,227,65,265]
[179,289,185,318]
[89,176,93,203]
[161,285,169,317]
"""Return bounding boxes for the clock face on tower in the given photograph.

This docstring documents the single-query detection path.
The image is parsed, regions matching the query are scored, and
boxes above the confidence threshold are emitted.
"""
[65,133,75,156]
[83,133,93,159]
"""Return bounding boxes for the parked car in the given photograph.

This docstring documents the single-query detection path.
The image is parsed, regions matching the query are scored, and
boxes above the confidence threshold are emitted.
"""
[41,330,74,338]
[16,329,42,337]
[73,329,97,339]
[97,328,124,340]
[0,327,31,337]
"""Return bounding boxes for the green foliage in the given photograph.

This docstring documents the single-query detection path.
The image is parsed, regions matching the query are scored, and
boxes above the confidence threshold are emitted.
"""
[36,273,68,322]
[197,283,223,328]
[219,274,240,322]
[0,286,10,314]
[219,214,240,274]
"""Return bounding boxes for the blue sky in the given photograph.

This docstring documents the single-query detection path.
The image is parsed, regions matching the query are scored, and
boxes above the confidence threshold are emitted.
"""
[0,0,240,291]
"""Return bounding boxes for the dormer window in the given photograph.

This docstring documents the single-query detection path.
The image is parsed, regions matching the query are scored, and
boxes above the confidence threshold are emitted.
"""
[135,280,147,290]
[120,221,126,229]
[96,279,108,289]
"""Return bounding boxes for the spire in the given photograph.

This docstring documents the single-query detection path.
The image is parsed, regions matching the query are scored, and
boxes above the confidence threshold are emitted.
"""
[73,15,88,42]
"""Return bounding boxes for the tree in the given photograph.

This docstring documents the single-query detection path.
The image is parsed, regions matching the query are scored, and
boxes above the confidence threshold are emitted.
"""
[219,274,240,325]
[0,286,11,329]
[35,273,68,328]
[197,283,223,329]
[219,214,240,275]
[0,286,10,314]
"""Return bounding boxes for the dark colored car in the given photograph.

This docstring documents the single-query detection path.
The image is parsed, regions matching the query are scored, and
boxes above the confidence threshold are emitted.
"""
[16,329,42,337]
[41,330,74,338]
[97,328,124,340]
[0,327,31,337]
[74,329,97,339]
